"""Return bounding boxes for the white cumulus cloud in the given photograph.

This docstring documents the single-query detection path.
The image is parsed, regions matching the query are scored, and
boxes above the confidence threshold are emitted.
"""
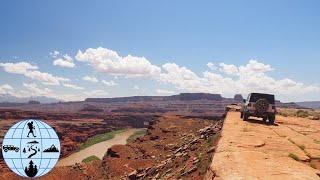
[75,47,161,78]
[0,62,70,85]
[160,63,204,92]
[0,62,38,74]
[160,60,319,97]
[52,51,75,68]
[24,70,69,85]
[23,83,53,96]
[207,62,216,70]
[0,84,30,98]
[219,63,239,76]
[62,83,84,90]
[0,84,15,95]
[22,83,85,101]
[101,80,118,86]
[83,76,99,83]
[53,58,75,68]
[50,51,60,58]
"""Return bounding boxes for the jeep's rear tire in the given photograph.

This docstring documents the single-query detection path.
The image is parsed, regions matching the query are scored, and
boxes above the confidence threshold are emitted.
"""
[243,113,249,121]
[263,117,267,122]
[269,116,275,124]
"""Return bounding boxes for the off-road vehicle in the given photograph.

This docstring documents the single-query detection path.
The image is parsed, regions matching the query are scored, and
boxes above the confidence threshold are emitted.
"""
[240,93,276,123]
[2,145,19,152]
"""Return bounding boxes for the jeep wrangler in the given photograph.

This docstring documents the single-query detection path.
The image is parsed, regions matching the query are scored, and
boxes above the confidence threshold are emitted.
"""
[240,93,276,123]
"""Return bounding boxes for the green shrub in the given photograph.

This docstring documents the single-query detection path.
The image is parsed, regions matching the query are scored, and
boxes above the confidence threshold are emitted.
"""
[310,163,316,169]
[126,128,147,143]
[288,153,300,161]
[298,145,305,150]
[296,110,309,118]
[82,155,100,163]
[80,129,127,150]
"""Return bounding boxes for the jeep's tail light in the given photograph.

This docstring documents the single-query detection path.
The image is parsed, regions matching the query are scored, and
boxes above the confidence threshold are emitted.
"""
[248,103,252,107]
[272,106,276,109]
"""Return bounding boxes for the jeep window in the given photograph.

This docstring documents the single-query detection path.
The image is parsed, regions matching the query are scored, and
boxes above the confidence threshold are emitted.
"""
[249,93,275,104]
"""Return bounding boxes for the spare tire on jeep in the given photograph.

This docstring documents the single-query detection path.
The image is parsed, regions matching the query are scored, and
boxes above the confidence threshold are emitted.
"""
[255,99,269,113]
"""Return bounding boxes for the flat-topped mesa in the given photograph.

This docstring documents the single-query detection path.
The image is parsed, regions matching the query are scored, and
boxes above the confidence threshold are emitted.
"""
[178,93,223,101]
[85,93,224,103]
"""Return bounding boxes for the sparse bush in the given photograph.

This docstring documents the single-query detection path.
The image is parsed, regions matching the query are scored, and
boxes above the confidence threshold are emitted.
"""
[296,110,309,118]
[126,128,147,143]
[310,163,316,169]
[298,145,305,150]
[179,169,185,175]
[198,169,207,175]
[288,153,300,161]
[82,155,100,163]
[278,111,288,117]
[206,136,212,145]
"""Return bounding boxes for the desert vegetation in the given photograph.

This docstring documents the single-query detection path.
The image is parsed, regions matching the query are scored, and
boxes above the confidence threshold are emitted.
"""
[82,155,100,163]
[277,108,320,119]
[80,129,127,150]
[126,128,147,143]
[288,153,300,161]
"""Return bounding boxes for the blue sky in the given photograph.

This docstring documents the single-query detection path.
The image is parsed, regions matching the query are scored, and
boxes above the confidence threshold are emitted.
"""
[0,1,319,102]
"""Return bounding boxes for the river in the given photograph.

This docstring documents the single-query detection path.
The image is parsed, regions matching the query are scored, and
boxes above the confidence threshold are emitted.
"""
[56,129,141,166]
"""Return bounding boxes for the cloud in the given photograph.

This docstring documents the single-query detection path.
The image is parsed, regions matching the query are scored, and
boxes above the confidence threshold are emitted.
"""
[160,63,204,92]
[0,62,38,74]
[22,83,85,101]
[156,89,176,95]
[219,63,239,76]
[0,62,70,85]
[83,76,98,82]
[0,84,33,98]
[207,62,216,70]
[101,80,118,86]
[75,47,161,78]
[62,83,84,90]
[52,52,75,68]
[160,60,319,97]
[0,84,15,95]
[240,59,273,73]
[84,90,108,97]
[133,85,140,90]
[24,70,70,85]
[23,83,53,96]
[50,51,60,58]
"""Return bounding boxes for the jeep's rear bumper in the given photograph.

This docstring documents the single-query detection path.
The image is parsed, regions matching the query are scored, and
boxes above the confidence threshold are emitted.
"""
[245,110,275,118]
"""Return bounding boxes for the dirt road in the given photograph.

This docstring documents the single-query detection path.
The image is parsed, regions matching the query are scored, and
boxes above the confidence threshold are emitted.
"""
[56,129,141,167]
[206,112,320,180]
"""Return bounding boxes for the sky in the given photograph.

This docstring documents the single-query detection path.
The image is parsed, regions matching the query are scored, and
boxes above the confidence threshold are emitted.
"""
[0,0,320,102]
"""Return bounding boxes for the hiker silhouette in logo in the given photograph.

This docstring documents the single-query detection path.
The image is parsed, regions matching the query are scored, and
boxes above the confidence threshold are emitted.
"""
[27,121,36,138]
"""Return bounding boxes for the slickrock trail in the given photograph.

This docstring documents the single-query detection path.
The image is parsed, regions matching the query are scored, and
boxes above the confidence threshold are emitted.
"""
[205,111,320,180]
[56,129,141,167]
